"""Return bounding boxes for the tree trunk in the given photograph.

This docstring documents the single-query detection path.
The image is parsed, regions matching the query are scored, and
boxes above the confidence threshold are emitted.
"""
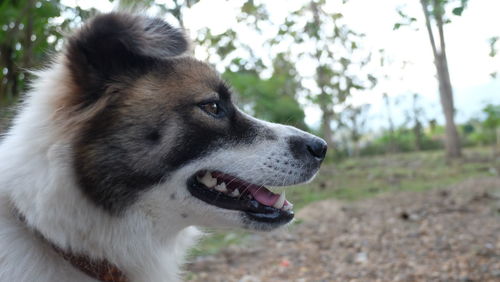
[383,93,397,153]
[319,97,334,148]
[435,53,461,158]
[311,1,334,150]
[412,95,422,151]
[0,45,18,105]
[413,121,422,151]
[23,0,35,69]
[420,0,462,160]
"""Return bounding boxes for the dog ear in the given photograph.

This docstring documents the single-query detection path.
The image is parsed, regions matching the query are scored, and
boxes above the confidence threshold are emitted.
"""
[65,13,189,105]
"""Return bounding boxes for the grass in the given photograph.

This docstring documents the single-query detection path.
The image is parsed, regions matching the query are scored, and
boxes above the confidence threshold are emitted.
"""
[287,146,498,209]
[188,146,499,259]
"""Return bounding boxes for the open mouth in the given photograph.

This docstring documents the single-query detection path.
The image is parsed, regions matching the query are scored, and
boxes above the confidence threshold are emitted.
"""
[187,171,294,225]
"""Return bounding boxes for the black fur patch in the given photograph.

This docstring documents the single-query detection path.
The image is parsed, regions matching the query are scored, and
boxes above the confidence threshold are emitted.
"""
[74,98,170,213]
[65,13,188,106]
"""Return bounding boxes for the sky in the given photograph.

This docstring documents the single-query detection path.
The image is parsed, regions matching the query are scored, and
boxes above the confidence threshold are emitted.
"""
[336,0,500,130]
[62,0,500,131]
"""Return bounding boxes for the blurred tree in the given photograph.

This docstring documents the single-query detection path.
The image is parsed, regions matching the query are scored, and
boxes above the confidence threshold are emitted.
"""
[196,0,268,72]
[276,0,374,149]
[429,118,438,132]
[339,104,370,157]
[0,0,61,106]
[482,104,500,154]
[0,0,105,108]
[224,52,307,130]
[420,0,464,159]
[383,93,397,153]
[117,0,200,28]
[406,93,425,151]
[195,0,307,129]
[462,105,500,152]
[396,0,468,160]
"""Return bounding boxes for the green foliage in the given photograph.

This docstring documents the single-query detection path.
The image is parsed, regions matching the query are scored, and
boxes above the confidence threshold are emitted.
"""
[459,104,500,146]
[273,0,375,147]
[451,0,468,16]
[483,104,500,130]
[393,9,417,30]
[421,0,469,20]
[194,2,310,130]
[224,69,307,130]
[396,0,469,31]
[361,127,443,156]
[488,37,499,78]
[360,103,500,156]
[0,0,103,106]
[472,104,500,146]
[489,37,499,58]
[1,0,58,103]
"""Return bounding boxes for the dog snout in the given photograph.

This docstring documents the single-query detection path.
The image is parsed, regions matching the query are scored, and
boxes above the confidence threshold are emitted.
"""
[288,135,328,162]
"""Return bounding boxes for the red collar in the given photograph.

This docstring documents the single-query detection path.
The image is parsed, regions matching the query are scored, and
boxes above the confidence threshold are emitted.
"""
[14,208,128,282]
[51,244,129,282]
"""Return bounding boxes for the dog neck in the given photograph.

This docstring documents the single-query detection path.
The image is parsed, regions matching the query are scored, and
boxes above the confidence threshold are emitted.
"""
[1,134,198,281]
[5,176,198,282]
[13,207,128,282]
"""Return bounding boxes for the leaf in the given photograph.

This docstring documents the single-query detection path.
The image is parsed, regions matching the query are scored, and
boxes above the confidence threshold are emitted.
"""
[452,6,464,16]
[367,74,377,87]
[397,9,407,19]
[393,23,403,30]
[331,13,343,20]
[488,36,499,57]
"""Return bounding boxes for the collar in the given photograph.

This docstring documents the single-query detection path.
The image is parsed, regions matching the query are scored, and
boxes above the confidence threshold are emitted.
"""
[13,207,129,282]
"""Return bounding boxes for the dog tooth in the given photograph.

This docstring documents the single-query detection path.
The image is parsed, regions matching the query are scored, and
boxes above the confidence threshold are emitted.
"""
[199,171,217,188]
[214,182,227,192]
[282,201,293,211]
[229,189,240,197]
[273,191,286,209]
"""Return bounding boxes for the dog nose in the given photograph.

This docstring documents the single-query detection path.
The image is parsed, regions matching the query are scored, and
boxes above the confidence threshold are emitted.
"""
[307,138,328,160]
[306,138,328,160]
[288,136,328,161]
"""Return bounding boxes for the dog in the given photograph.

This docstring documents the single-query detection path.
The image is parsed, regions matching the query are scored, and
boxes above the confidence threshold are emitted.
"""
[0,13,326,282]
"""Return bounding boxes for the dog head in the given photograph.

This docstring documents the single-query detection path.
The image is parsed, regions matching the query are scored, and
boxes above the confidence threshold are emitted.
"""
[60,13,326,232]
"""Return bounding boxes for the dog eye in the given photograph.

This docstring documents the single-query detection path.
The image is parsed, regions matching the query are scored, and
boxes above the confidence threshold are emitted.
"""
[199,101,225,118]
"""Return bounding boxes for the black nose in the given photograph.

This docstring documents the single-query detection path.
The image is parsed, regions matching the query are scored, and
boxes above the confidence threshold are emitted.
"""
[288,136,328,161]
[306,138,328,160]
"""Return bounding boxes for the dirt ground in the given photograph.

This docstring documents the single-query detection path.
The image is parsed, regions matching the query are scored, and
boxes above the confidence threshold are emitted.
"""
[186,177,500,281]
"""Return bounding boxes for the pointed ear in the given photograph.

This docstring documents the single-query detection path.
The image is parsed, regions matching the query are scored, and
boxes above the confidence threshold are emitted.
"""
[65,13,189,104]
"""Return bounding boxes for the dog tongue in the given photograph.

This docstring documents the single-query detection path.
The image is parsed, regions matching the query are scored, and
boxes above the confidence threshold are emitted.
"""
[246,185,280,206]
[212,172,282,207]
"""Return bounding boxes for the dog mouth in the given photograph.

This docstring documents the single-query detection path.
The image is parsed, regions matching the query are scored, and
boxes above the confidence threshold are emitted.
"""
[187,170,294,225]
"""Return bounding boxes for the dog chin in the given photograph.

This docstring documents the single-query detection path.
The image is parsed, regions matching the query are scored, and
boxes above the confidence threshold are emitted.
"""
[188,202,292,232]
